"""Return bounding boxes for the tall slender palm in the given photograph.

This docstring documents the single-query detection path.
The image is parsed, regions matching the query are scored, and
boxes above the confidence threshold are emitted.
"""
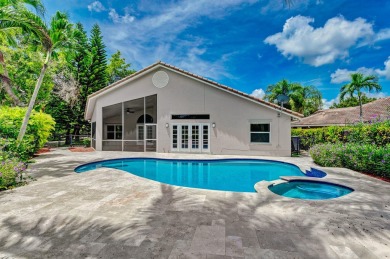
[340,73,382,122]
[0,8,73,144]
[0,0,44,106]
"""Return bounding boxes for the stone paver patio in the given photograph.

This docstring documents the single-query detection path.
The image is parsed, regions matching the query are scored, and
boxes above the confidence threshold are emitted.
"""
[0,149,389,258]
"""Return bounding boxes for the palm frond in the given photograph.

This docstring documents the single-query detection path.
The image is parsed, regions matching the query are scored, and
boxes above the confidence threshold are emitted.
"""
[0,7,52,50]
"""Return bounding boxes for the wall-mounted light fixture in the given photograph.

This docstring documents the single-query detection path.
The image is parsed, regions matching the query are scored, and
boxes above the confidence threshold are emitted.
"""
[165,123,169,128]
[212,122,216,128]
[277,112,281,117]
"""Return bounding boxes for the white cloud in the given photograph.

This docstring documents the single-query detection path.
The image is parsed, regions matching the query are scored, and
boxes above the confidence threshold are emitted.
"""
[109,9,135,24]
[260,0,319,14]
[375,56,390,79]
[250,88,265,99]
[87,1,105,12]
[264,15,374,66]
[365,92,388,99]
[375,28,390,42]
[331,67,377,83]
[322,97,338,109]
[330,56,390,83]
[100,0,256,80]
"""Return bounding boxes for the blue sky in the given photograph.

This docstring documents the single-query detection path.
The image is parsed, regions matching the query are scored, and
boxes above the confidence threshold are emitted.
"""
[42,0,390,108]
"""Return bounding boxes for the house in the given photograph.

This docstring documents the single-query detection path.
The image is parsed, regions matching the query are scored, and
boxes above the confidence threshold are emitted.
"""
[292,97,390,128]
[85,61,303,156]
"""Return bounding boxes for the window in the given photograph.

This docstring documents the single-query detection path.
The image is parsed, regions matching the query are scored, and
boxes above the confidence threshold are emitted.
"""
[106,124,122,139]
[172,114,210,120]
[250,123,270,143]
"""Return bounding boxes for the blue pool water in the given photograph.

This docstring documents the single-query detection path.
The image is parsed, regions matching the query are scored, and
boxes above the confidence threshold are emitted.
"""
[75,158,306,192]
[269,180,353,200]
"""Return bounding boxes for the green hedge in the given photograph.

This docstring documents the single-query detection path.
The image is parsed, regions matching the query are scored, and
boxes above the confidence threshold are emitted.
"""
[292,120,390,149]
[0,106,55,160]
[310,143,390,179]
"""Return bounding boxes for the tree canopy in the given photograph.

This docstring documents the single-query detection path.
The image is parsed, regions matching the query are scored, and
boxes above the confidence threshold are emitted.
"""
[330,95,377,109]
[264,79,322,116]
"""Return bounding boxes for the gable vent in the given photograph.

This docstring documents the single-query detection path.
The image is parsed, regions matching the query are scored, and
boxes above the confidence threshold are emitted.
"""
[152,71,169,88]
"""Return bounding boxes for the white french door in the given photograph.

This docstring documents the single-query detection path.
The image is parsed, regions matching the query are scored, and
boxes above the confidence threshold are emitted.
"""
[172,123,210,153]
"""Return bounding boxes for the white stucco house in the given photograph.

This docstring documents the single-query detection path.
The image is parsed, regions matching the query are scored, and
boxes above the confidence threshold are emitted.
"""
[85,61,303,156]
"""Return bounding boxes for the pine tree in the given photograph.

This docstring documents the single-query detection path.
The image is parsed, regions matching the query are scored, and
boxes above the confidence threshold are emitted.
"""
[88,24,108,93]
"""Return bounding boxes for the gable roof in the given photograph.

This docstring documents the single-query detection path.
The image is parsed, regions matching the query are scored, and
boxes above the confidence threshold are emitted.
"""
[292,97,390,127]
[85,61,304,120]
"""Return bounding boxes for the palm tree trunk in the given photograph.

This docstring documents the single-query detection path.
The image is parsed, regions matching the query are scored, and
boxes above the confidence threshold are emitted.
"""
[0,51,23,106]
[358,94,363,122]
[17,50,52,145]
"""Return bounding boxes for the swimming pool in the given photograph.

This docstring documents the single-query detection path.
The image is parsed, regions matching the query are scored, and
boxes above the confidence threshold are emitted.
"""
[268,180,353,200]
[75,158,306,192]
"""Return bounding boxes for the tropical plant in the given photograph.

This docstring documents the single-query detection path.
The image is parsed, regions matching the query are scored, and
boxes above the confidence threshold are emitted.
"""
[107,50,135,84]
[0,8,73,144]
[0,35,55,107]
[0,106,55,160]
[330,94,377,109]
[340,73,382,121]
[265,79,322,116]
[0,0,45,106]
[290,85,322,116]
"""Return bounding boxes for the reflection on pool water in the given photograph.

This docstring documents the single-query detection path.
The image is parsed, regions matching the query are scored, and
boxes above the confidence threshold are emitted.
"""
[75,158,306,192]
[269,180,353,200]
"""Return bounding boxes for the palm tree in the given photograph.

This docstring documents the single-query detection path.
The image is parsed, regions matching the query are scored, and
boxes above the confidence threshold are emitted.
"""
[340,73,382,122]
[290,85,322,116]
[264,79,293,108]
[0,0,44,106]
[0,8,73,144]
[265,79,322,115]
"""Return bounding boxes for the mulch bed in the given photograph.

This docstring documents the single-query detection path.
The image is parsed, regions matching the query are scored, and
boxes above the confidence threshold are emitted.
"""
[69,147,95,152]
[35,147,51,155]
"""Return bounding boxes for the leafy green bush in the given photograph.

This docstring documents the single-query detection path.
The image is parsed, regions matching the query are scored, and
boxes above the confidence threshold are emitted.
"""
[310,143,390,178]
[0,106,55,160]
[0,152,28,190]
[292,120,390,149]
[83,137,91,147]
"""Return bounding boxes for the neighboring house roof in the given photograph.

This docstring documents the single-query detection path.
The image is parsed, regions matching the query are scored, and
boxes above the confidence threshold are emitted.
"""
[292,97,390,127]
[85,61,304,120]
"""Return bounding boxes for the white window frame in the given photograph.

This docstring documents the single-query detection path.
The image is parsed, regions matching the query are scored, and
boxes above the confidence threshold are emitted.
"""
[249,121,271,144]
[105,124,123,140]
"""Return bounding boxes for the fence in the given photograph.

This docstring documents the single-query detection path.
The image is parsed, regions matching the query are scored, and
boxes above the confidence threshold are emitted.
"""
[46,134,91,148]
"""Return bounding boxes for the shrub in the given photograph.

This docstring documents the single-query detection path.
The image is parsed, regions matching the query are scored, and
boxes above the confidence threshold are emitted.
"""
[310,143,390,179]
[83,137,91,147]
[292,120,390,149]
[0,152,28,190]
[0,106,55,161]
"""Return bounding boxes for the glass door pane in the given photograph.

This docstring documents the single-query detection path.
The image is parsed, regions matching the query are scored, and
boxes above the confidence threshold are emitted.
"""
[202,124,209,152]
[172,125,178,149]
[181,125,189,150]
[191,125,200,151]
